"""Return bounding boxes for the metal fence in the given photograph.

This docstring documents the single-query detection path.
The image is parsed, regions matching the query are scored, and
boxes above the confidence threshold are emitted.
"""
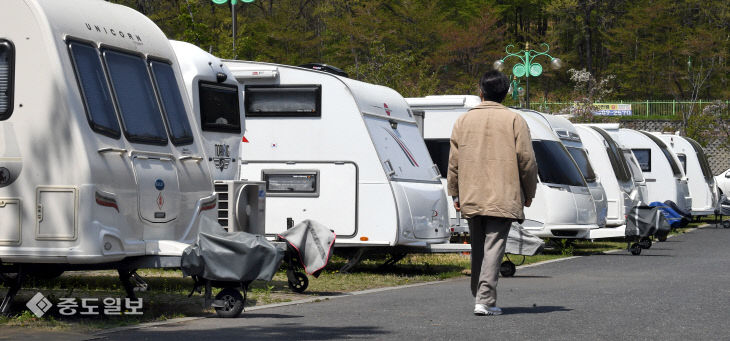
[531,100,730,117]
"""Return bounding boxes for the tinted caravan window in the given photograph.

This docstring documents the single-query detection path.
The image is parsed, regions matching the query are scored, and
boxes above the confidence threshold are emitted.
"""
[686,137,714,181]
[532,140,586,187]
[199,82,241,133]
[245,85,321,117]
[67,41,120,137]
[590,126,632,182]
[640,131,682,177]
[425,139,450,178]
[0,40,14,120]
[567,147,597,182]
[632,149,651,172]
[103,49,167,145]
[150,60,193,145]
[677,154,687,174]
[623,150,646,182]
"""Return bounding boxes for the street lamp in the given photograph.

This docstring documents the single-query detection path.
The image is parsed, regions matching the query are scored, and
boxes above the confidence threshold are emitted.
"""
[494,43,561,109]
[211,0,254,58]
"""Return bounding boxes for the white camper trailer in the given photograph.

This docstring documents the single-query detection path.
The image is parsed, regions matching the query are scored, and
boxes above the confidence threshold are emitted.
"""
[223,61,450,249]
[0,0,216,310]
[608,128,692,212]
[655,133,718,216]
[405,95,482,233]
[405,96,598,239]
[171,41,266,235]
[531,113,608,228]
[622,147,649,204]
[515,109,599,238]
[574,125,641,238]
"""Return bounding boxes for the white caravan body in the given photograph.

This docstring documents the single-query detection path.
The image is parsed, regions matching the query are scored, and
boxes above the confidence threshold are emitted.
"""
[531,113,608,228]
[405,95,482,233]
[405,95,598,238]
[608,128,692,212]
[575,125,642,239]
[655,133,718,215]
[0,0,216,265]
[514,109,598,238]
[171,41,266,235]
[225,61,450,247]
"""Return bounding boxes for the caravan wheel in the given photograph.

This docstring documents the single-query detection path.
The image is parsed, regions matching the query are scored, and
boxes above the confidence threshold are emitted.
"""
[214,288,244,318]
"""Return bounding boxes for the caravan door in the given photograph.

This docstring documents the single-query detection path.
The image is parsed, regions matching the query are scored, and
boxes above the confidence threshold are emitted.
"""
[363,115,448,241]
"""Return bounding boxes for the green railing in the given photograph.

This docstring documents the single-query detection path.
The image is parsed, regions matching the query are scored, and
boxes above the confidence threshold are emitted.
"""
[531,100,730,117]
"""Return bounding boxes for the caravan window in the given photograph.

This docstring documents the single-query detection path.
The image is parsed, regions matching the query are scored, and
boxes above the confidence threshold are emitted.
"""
[245,85,321,117]
[677,154,687,174]
[67,41,120,138]
[532,140,586,187]
[566,147,597,182]
[103,49,168,145]
[262,170,319,197]
[199,82,241,133]
[150,60,194,145]
[0,40,14,120]
[632,149,651,172]
[640,131,682,176]
[623,150,646,182]
[425,139,450,178]
[686,137,714,182]
[589,126,632,182]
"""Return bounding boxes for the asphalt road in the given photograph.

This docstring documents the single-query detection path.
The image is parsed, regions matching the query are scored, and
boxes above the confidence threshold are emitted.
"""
[93,226,730,340]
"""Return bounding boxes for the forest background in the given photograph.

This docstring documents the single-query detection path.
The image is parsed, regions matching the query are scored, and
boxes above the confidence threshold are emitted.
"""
[108,0,729,104]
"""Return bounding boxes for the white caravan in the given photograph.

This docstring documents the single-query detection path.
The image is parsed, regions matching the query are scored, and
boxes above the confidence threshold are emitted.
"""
[574,125,640,238]
[405,96,598,239]
[655,133,718,216]
[608,128,692,212]
[405,95,482,233]
[171,41,265,235]
[531,113,608,228]
[0,0,215,308]
[224,61,450,248]
[515,109,599,238]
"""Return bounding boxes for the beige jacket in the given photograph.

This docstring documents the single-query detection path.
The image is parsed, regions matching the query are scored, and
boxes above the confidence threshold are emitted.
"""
[447,101,538,220]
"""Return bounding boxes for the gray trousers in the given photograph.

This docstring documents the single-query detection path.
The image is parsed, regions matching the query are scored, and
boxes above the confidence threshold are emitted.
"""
[468,216,511,306]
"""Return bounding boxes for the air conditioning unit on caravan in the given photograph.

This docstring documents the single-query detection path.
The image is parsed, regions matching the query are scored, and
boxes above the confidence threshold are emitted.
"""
[214,180,266,235]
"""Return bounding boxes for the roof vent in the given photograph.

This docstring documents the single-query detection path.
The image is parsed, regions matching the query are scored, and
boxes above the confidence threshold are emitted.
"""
[298,63,349,78]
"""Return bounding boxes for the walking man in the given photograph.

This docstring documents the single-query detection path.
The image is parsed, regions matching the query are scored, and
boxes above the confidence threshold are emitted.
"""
[447,70,538,316]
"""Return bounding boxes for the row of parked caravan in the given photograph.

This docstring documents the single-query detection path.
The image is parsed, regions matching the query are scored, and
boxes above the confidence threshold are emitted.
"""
[408,95,729,245]
[2,0,729,314]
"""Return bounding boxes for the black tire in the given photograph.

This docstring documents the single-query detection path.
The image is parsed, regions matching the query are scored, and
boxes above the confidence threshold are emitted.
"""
[630,243,642,256]
[214,288,244,318]
[499,261,516,277]
[723,221,730,229]
[657,234,668,242]
[288,272,309,293]
[639,237,652,249]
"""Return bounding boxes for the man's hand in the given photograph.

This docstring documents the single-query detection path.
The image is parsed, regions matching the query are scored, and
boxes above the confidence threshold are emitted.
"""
[524,198,532,207]
[453,201,461,212]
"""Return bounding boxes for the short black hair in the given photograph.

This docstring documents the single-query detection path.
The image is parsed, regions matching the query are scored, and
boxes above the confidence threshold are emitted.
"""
[479,70,510,103]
